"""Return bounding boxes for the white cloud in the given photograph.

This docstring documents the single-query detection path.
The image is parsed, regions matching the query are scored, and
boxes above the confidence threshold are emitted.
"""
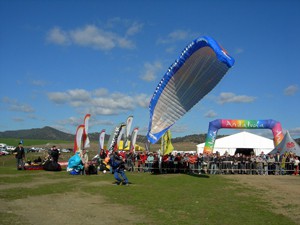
[67,89,91,101]
[47,89,90,105]
[70,25,117,50]
[284,85,298,96]
[126,22,143,36]
[46,22,140,50]
[57,116,82,127]
[289,127,300,138]
[217,92,256,104]
[134,94,151,108]
[157,30,192,44]
[31,79,48,87]
[46,27,70,45]
[91,107,119,115]
[10,104,35,113]
[171,124,189,133]
[140,61,163,82]
[47,88,150,116]
[204,110,217,118]
[47,92,69,104]
[1,97,35,113]
[93,88,109,97]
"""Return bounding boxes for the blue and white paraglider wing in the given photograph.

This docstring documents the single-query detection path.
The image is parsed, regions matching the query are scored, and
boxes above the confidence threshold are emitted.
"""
[147,36,235,144]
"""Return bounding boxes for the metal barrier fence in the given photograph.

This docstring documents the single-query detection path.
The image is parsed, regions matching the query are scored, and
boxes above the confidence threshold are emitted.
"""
[122,160,299,175]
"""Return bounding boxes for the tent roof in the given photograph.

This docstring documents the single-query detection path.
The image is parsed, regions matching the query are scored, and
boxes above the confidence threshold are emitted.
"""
[197,131,274,155]
[268,131,300,156]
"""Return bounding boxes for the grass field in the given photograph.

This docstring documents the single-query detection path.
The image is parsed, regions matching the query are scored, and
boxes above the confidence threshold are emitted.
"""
[0,152,299,225]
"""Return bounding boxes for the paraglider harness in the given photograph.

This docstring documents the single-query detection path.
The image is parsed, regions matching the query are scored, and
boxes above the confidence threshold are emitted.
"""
[110,152,125,172]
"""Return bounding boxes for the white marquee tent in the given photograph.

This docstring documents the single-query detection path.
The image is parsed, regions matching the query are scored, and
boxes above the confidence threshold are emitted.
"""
[197,131,275,156]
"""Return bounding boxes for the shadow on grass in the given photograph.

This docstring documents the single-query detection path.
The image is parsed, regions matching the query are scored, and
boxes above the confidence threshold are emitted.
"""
[150,172,210,178]
[188,173,210,178]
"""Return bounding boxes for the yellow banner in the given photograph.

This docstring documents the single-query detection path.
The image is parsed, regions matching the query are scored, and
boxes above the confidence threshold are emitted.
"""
[161,130,174,155]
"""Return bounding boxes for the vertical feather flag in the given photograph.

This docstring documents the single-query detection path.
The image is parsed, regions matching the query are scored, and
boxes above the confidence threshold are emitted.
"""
[124,116,133,149]
[74,125,85,153]
[116,125,126,150]
[161,130,174,155]
[107,123,126,152]
[130,127,139,152]
[98,129,106,155]
[83,114,91,149]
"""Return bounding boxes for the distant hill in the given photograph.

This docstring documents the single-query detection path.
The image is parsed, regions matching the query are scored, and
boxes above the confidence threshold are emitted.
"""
[0,126,299,146]
[0,127,209,144]
[0,126,74,141]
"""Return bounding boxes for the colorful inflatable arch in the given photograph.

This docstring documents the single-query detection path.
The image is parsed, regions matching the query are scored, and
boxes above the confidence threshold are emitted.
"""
[203,119,284,154]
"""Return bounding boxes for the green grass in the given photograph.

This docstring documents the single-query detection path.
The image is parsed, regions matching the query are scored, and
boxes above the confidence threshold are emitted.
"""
[0,156,296,225]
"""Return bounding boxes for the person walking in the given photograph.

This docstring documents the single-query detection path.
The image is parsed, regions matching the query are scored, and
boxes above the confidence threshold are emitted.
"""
[13,142,25,170]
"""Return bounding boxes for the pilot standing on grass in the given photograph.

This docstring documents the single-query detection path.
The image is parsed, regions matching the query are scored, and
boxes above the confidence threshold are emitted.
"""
[110,151,129,186]
[13,142,25,170]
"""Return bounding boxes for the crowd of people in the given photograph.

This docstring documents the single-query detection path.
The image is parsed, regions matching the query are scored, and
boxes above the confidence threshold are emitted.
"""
[97,150,300,176]
[12,141,299,183]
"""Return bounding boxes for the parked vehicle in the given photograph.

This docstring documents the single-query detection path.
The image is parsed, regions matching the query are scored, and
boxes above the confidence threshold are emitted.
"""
[61,148,71,153]
[0,143,7,150]
[0,147,10,155]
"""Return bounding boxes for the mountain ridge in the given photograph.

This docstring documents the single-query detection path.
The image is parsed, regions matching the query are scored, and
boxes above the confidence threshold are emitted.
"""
[0,126,299,145]
[0,126,207,144]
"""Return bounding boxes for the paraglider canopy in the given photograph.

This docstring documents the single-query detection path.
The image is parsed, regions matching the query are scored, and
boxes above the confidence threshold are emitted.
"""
[147,36,235,144]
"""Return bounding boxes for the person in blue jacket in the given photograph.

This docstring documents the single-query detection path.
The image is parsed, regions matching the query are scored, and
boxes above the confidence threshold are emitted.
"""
[110,151,129,186]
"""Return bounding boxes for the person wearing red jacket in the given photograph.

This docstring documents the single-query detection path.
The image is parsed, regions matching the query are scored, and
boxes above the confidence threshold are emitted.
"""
[140,152,147,172]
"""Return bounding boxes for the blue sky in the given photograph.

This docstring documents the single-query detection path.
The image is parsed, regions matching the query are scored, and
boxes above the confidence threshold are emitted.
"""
[1,0,300,140]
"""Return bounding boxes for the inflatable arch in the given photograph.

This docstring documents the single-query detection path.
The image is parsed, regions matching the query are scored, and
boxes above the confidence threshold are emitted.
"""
[203,119,284,154]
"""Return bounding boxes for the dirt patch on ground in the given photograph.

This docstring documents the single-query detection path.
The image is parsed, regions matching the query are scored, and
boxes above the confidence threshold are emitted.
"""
[0,174,151,225]
[1,192,148,225]
[0,176,69,190]
[223,175,300,223]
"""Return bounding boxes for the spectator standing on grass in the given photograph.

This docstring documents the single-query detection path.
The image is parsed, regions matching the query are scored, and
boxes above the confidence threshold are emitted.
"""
[136,152,142,172]
[99,149,107,163]
[209,153,217,175]
[49,145,60,163]
[280,153,287,175]
[240,154,247,174]
[250,154,256,175]
[285,153,293,175]
[274,152,281,175]
[188,153,197,174]
[140,151,147,172]
[263,156,268,176]
[174,153,181,173]
[256,156,263,175]
[267,154,275,175]
[80,148,89,175]
[293,156,299,175]
[13,142,25,170]
[126,150,135,172]
[147,152,154,173]
[232,154,239,174]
